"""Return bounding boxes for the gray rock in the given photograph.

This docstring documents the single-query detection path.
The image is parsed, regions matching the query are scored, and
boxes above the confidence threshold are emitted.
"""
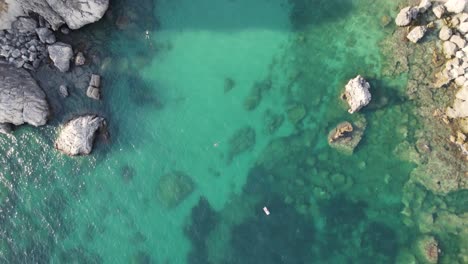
[407,25,427,43]
[89,74,101,88]
[86,86,100,100]
[17,0,109,30]
[11,17,38,34]
[0,63,49,126]
[59,84,68,97]
[395,6,419,27]
[60,27,70,35]
[445,0,467,14]
[343,75,371,114]
[35,27,56,44]
[439,26,453,41]
[0,123,12,135]
[48,42,73,72]
[433,4,446,18]
[12,58,25,68]
[75,52,85,66]
[55,115,105,156]
[11,49,21,58]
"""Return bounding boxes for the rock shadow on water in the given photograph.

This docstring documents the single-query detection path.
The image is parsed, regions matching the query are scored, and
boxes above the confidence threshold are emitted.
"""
[185,197,219,264]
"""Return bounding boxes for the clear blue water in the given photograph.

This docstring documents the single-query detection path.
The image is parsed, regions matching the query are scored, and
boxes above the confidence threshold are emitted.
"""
[0,0,466,263]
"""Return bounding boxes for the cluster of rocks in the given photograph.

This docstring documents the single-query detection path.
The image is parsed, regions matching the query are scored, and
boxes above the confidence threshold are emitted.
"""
[328,75,371,154]
[0,0,109,156]
[395,0,468,156]
[86,74,101,100]
[0,17,49,71]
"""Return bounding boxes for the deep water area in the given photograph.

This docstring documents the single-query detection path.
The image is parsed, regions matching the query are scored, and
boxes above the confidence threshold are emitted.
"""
[0,0,467,263]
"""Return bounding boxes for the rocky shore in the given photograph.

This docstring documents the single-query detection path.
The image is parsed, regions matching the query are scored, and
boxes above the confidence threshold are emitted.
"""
[0,0,109,155]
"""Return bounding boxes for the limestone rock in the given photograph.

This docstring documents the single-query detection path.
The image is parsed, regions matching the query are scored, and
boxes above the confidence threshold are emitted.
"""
[86,86,100,100]
[45,0,109,30]
[439,26,452,41]
[407,25,427,43]
[75,52,85,66]
[16,0,109,30]
[443,40,458,58]
[35,27,55,44]
[450,34,466,48]
[445,0,467,14]
[55,115,105,156]
[156,170,194,209]
[432,4,446,18]
[59,84,68,97]
[418,0,432,13]
[395,6,419,27]
[414,236,439,264]
[11,17,37,33]
[459,22,468,33]
[48,42,73,72]
[0,63,49,126]
[328,118,366,155]
[0,123,12,135]
[343,75,371,114]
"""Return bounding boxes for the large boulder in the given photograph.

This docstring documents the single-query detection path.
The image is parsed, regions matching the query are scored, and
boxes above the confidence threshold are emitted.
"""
[16,0,109,30]
[55,115,105,156]
[439,26,453,41]
[395,6,419,27]
[0,63,49,126]
[343,75,371,114]
[407,25,427,43]
[445,0,467,14]
[48,42,73,72]
[45,0,109,30]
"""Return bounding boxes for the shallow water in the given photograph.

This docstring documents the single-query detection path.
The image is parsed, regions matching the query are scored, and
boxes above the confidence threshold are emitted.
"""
[0,0,465,263]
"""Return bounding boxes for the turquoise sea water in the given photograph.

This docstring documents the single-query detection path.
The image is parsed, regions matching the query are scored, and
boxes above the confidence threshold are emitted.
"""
[0,0,465,263]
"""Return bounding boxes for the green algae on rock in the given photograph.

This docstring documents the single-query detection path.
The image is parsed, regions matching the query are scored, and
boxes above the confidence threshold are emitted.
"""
[156,170,194,209]
[328,117,367,155]
[227,126,256,163]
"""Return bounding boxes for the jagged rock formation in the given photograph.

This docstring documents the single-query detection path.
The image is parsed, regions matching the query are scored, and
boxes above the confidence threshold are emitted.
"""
[55,115,105,156]
[0,62,48,126]
[342,75,371,114]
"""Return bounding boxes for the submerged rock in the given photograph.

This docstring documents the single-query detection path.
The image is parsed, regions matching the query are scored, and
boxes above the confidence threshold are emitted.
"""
[414,236,440,264]
[75,52,86,66]
[227,126,256,162]
[156,170,194,208]
[343,75,371,114]
[55,115,106,156]
[287,104,306,125]
[0,63,49,126]
[48,42,73,72]
[328,117,366,154]
[407,25,427,43]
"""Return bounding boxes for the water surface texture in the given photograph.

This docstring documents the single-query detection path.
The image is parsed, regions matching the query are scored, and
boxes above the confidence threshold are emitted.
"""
[0,0,464,263]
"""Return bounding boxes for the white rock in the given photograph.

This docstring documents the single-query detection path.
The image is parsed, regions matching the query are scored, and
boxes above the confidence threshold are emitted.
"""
[444,41,459,58]
[440,26,453,40]
[48,42,73,72]
[418,0,432,12]
[407,26,427,43]
[395,6,419,26]
[433,4,447,18]
[456,76,467,85]
[456,50,466,58]
[459,22,468,33]
[343,75,371,114]
[445,0,468,14]
[450,34,467,48]
[457,12,468,22]
[55,115,105,156]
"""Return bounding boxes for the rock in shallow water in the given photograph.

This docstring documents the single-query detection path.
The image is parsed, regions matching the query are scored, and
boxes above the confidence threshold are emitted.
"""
[395,6,418,27]
[407,25,427,43]
[156,171,194,209]
[0,62,49,126]
[343,75,371,114]
[445,0,468,14]
[55,115,105,156]
[48,42,73,72]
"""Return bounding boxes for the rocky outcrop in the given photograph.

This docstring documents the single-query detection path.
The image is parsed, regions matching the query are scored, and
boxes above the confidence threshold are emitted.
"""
[328,118,366,154]
[407,25,427,43]
[0,62,48,126]
[17,0,109,30]
[445,0,468,14]
[86,74,101,100]
[48,42,73,72]
[55,115,105,156]
[342,75,371,114]
[395,6,418,27]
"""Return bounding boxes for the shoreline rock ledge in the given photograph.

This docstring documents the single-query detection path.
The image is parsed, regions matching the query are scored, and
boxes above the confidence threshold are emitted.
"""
[342,75,371,114]
[55,115,105,156]
[0,62,49,127]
